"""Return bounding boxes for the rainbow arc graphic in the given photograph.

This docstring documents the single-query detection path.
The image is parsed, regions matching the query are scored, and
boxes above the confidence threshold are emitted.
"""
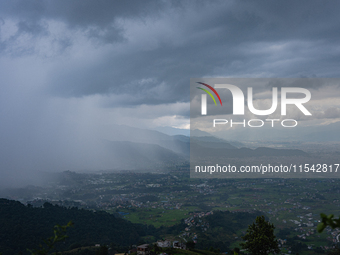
[196,82,222,106]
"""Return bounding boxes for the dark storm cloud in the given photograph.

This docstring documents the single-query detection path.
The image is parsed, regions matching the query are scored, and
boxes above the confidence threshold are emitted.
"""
[48,45,213,105]
[1,0,340,105]
[265,78,340,90]
[49,0,340,104]
[0,0,172,44]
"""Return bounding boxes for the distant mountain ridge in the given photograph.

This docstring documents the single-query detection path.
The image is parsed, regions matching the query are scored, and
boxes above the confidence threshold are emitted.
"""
[92,125,309,170]
[103,140,187,169]
[213,121,340,142]
[191,144,307,158]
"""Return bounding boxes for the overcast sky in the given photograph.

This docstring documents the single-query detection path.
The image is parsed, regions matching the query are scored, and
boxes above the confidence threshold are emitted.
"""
[1,0,340,186]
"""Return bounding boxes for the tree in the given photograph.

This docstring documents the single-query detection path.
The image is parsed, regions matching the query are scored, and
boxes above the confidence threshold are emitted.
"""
[240,216,279,255]
[317,213,340,233]
[233,247,240,255]
[317,214,340,255]
[186,240,195,250]
[96,245,108,255]
[209,246,220,253]
[27,221,73,255]
[152,243,160,254]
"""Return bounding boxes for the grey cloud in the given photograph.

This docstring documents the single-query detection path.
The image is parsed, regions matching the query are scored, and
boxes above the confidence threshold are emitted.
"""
[314,107,340,119]
[46,1,340,103]
[0,0,162,25]
[2,0,340,45]
[1,1,340,104]
[323,107,340,118]
[86,25,125,44]
[16,20,48,36]
[265,78,340,90]
[0,0,171,45]
[47,44,214,104]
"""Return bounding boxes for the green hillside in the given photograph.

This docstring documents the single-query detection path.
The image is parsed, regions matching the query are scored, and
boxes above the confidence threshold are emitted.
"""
[0,199,157,254]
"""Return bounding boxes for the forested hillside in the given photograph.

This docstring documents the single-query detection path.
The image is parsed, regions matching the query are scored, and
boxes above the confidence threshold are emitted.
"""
[0,199,157,254]
[193,210,263,251]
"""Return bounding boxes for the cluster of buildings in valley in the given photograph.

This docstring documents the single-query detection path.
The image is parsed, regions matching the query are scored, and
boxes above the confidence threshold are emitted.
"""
[179,211,213,242]
[4,171,340,253]
[133,241,187,255]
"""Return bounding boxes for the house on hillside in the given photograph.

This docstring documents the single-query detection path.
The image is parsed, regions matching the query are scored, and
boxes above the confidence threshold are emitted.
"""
[157,239,171,248]
[137,244,150,255]
[173,241,186,250]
